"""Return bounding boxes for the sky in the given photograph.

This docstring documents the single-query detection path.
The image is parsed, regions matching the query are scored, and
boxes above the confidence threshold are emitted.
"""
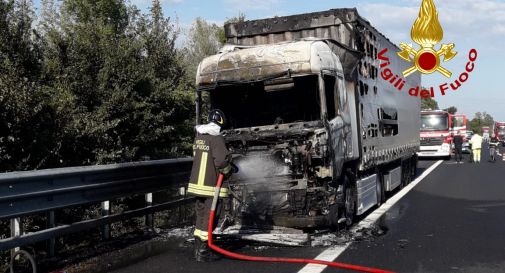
[32,0,505,120]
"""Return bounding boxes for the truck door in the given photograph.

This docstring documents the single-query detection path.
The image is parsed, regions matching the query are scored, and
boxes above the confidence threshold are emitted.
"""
[321,73,347,179]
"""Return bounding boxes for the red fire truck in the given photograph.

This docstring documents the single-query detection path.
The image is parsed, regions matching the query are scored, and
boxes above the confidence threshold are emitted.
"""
[494,122,505,145]
[451,114,467,137]
[418,110,453,158]
[451,114,468,152]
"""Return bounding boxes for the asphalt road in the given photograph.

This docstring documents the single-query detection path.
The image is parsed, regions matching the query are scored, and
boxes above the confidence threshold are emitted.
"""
[112,145,505,273]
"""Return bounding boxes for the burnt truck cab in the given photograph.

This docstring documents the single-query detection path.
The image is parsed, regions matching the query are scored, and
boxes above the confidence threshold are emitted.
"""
[195,40,361,228]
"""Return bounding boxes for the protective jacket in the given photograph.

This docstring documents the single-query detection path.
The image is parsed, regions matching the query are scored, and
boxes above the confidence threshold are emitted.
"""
[470,134,483,149]
[188,123,231,197]
[453,135,463,149]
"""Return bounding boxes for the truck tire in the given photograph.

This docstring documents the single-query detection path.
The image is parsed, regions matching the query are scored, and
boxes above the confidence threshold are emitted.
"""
[411,156,418,179]
[328,204,340,231]
[340,171,356,228]
[400,160,411,188]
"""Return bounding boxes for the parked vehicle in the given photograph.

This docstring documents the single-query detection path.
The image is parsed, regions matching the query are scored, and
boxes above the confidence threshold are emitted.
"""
[494,122,505,146]
[463,131,473,153]
[418,110,452,159]
[450,114,468,153]
[194,9,421,228]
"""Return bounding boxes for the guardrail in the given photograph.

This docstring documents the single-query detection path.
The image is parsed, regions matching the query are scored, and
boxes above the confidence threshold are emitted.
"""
[0,158,194,253]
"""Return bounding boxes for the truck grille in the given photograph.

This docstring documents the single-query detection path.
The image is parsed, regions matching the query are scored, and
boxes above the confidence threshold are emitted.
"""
[420,137,444,146]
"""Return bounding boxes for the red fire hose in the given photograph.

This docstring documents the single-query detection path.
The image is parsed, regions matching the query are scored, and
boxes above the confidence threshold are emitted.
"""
[207,174,395,273]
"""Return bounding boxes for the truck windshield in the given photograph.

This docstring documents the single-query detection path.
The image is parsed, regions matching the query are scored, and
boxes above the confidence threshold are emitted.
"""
[421,114,449,131]
[498,127,505,135]
[208,75,321,129]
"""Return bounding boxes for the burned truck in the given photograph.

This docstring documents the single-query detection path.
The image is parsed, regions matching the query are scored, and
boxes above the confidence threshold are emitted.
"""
[195,9,421,229]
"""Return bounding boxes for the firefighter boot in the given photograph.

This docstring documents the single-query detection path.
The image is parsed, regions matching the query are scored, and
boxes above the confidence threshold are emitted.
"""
[194,237,221,262]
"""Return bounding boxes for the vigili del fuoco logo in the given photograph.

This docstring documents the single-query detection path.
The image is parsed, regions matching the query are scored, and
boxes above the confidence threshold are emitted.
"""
[378,0,477,98]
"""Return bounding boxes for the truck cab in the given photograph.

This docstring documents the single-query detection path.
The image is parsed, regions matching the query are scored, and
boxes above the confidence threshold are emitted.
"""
[418,110,452,158]
[450,114,467,151]
[196,40,359,228]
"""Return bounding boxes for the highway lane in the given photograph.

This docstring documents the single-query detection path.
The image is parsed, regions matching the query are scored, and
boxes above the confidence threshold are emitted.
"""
[319,146,505,273]
[112,151,504,273]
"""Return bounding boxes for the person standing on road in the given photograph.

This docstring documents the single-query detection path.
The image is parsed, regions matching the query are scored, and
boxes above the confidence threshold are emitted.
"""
[187,109,235,262]
[489,134,500,162]
[469,133,483,163]
[453,131,464,163]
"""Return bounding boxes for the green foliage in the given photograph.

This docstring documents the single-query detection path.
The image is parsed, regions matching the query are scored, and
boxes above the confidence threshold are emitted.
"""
[185,17,223,79]
[0,0,57,170]
[421,97,438,110]
[444,106,457,115]
[468,112,494,134]
[0,0,195,171]
[219,12,246,43]
[225,12,246,24]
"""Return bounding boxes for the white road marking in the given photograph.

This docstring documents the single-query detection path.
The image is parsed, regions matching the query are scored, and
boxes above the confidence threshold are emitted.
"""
[297,160,444,273]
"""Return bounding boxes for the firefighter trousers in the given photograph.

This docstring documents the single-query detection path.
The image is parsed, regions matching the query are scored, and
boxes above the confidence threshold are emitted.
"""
[193,197,223,241]
[473,148,481,162]
[454,147,463,162]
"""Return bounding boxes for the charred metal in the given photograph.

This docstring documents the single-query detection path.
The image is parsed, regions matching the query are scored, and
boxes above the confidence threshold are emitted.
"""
[196,8,421,230]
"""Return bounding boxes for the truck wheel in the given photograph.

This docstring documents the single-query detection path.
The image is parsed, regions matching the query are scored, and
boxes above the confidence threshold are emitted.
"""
[341,173,356,227]
[411,156,418,179]
[400,161,411,188]
[404,167,412,186]
[328,204,340,231]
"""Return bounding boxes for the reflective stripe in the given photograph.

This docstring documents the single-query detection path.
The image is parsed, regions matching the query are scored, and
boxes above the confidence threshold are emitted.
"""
[194,228,208,241]
[197,152,208,186]
[188,183,228,197]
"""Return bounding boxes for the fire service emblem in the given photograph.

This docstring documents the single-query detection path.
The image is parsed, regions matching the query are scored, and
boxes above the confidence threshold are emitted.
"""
[397,0,457,78]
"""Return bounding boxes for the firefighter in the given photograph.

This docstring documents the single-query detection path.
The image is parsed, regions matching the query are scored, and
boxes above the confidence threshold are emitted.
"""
[452,130,464,163]
[469,133,483,163]
[187,109,235,262]
[489,134,500,162]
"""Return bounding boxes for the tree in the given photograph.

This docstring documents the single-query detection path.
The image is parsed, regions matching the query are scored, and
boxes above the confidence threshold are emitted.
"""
[444,106,457,114]
[225,12,246,24]
[0,0,198,267]
[185,17,223,79]
[219,12,246,43]
[38,0,193,166]
[184,14,248,83]
[468,112,494,134]
[421,97,438,110]
[0,0,197,172]
[0,0,58,171]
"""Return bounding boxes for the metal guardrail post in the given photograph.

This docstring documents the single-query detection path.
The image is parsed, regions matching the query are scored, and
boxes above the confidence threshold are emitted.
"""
[47,211,55,257]
[145,193,153,228]
[101,201,110,240]
[178,187,186,223]
[10,218,21,259]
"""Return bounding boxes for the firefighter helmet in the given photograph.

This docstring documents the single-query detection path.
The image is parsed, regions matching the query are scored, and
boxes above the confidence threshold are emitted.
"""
[208,109,226,127]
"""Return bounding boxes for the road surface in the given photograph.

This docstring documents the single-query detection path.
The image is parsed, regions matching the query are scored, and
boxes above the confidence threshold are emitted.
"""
[112,146,505,273]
